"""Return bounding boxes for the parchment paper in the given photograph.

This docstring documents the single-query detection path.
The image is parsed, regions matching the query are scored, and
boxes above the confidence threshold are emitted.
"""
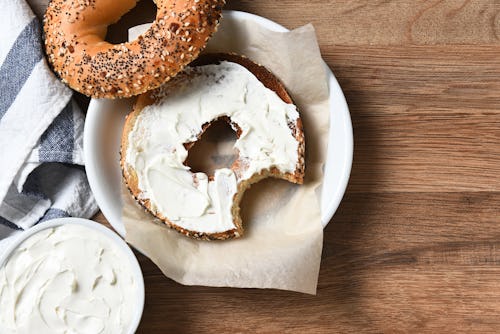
[123,17,330,294]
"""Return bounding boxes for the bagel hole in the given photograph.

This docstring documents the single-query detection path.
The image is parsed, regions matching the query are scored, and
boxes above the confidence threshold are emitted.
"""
[185,118,238,178]
[105,0,157,44]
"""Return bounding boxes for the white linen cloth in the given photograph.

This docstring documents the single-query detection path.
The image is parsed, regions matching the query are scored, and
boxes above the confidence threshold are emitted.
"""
[0,1,98,251]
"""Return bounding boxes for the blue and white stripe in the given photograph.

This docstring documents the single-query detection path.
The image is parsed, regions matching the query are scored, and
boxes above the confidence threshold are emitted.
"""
[0,1,98,249]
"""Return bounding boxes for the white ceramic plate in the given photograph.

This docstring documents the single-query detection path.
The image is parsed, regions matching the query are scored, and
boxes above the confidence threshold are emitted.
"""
[0,218,144,334]
[84,10,353,237]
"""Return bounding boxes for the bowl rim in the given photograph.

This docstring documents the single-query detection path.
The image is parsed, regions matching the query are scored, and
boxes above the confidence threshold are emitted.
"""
[0,217,145,334]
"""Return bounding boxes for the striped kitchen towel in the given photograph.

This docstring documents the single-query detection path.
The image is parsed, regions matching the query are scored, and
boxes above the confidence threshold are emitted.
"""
[0,1,98,250]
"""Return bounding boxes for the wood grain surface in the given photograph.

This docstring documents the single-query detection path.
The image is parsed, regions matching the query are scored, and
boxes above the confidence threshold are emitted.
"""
[92,0,500,332]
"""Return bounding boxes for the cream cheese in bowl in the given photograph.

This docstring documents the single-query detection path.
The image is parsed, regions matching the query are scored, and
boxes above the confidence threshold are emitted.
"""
[0,219,144,334]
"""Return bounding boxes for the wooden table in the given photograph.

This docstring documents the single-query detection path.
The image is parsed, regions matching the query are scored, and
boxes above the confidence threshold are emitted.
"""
[93,1,500,332]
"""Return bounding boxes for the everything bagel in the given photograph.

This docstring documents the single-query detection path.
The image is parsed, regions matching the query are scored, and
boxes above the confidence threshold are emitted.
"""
[43,0,225,98]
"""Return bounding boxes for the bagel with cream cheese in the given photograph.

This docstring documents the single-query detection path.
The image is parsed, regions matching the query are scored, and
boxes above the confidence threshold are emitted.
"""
[121,54,305,240]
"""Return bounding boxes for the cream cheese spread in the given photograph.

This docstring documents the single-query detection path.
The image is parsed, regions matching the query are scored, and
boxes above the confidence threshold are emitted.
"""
[125,61,300,234]
[0,225,137,334]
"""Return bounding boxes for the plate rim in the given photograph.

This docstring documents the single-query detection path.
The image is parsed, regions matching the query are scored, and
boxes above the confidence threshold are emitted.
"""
[84,10,353,236]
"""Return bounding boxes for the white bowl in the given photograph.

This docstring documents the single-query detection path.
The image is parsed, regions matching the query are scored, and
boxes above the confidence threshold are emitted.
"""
[84,10,353,236]
[0,218,144,334]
